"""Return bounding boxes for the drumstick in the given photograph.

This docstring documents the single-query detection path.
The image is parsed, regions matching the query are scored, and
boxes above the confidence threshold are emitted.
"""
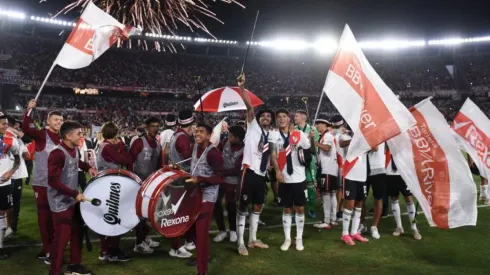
[175,158,191,165]
[85,198,102,206]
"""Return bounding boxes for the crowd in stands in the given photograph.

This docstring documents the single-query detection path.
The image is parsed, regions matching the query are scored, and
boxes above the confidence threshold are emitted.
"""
[2,33,490,133]
[2,34,462,97]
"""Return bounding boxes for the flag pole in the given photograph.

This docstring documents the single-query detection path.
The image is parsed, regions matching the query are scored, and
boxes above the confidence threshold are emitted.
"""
[196,76,204,122]
[240,10,260,75]
[312,90,325,123]
[27,62,56,116]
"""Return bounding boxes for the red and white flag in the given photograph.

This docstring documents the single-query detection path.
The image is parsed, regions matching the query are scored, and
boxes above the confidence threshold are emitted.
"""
[323,25,415,161]
[55,2,140,69]
[388,98,477,229]
[451,98,490,179]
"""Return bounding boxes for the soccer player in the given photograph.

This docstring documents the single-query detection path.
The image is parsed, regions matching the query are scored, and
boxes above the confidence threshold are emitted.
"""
[236,73,281,256]
[23,99,62,263]
[47,121,97,275]
[213,125,245,243]
[187,123,224,275]
[275,109,310,251]
[313,117,339,229]
[0,112,20,260]
[294,110,319,219]
[130,117,162,254]
[332,116,369,246]
[160,114,177,165]
[5,116,29,237]
[362,143,387,239]
[386,145,422,240]
[96,122,133,262]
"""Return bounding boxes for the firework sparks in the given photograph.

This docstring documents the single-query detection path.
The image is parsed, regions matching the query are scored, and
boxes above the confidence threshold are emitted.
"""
[49,0,244,39]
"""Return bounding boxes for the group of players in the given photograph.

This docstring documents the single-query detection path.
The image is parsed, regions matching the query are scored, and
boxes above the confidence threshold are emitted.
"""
[8,73,487,275]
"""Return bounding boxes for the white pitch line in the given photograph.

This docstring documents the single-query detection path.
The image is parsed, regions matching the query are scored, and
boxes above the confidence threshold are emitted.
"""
[5,204,490,249]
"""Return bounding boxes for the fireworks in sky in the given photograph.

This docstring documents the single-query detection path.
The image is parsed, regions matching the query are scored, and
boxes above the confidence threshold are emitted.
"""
[47,0,244,51]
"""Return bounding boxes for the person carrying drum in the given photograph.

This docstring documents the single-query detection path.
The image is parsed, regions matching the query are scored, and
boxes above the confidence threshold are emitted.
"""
[187,123,225,275]
[96,122,133,262]
[130,117,162,254]
[213,125,245,243]
[47,121,97,275]
[23,99,62,263]
[169,109,196,251]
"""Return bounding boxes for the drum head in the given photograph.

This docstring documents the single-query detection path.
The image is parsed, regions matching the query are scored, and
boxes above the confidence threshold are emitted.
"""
[81,172,140,236]
[147,171,201,238]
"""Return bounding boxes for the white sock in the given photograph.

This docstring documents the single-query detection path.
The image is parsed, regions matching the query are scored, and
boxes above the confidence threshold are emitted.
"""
[407,202,418,231]
[322,194,331,224]
[483,185,489,198]
[237,213,246,245]
[391,200,403,229]
[330,192,337,221]
[0,214,6,249]
[249,212,260,243]
[296,213,305,240]
[350,208,362,235]
[342,209,352,236]
[282,213,292,240]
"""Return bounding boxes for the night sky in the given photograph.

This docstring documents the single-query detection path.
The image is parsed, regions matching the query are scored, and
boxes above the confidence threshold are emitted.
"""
[3,0,490,41]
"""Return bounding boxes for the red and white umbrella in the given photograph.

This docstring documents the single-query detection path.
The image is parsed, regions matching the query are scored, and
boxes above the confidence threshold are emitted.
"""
[194,86,264,112]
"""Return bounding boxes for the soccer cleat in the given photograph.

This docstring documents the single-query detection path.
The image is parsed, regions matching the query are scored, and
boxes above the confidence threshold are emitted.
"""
[479,195,487,202]
[44,256,51,265]
[393,227,404,237]
[108,249,132,262]
[313,223,332,230]
[412,229,422,240]
[295,238,304,251]
[65,264,92,275]
[238,244,249,256]
[169,246,192,258]
[213,231,227,243]
[308,210,317,219]
[341,234,355,246]
[4,227,13,239]
[248,240,269,249]
[484,199,490,205]
[98,252,108,261]
[370,227,380,240]
[185,241,196,251]
[258,220,266,227]
[145,236,160,248]
[133,242,154,254]
[36,250,49,261]
[351,233,369,243]
[280,239,291,251]
[229,231,238,243]
[358,223,367,234]
[0,248,9,260]
[330,221,339,227]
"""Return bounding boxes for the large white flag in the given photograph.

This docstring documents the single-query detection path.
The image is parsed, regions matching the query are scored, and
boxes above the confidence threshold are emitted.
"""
[451,98,490,179]
[388,98,477,229]
[56,2,140,69]
[323,25,415,161]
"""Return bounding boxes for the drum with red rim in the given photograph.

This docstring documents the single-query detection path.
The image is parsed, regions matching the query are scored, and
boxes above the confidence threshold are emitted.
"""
[136,166,201,238]
[81,169,142,236]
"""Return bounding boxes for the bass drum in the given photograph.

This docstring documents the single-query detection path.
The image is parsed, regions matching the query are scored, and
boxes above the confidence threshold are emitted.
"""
[81,169,142,236]
[136,166,202,238]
